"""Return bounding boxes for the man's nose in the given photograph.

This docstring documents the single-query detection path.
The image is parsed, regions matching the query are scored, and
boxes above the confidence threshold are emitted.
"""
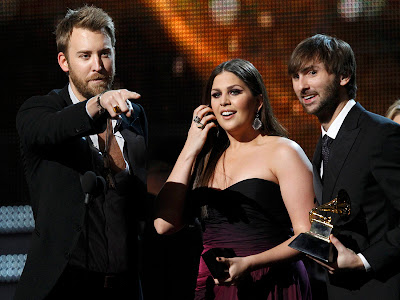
[92,56,103,72]
[298,76,310,91]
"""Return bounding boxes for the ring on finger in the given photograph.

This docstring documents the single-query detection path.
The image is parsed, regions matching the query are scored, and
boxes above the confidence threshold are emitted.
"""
[197,122,205,129]
[193,116,201,124]
[113,105,122,114]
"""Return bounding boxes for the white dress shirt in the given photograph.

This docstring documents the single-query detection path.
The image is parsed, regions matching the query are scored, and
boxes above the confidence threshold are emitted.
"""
[68,85,129,172]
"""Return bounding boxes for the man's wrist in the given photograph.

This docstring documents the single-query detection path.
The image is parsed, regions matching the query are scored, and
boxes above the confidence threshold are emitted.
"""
[357,253,372,272]
[85,92,107,119]
[96,92,106,114]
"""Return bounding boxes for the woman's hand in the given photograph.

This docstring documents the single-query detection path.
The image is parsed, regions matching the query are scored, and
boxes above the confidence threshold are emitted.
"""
[183,105,217,158]
[154,105,217,235]
[213,256,252,286]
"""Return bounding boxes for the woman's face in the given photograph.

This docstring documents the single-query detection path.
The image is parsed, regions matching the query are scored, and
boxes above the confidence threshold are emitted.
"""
[393,113,400,125]
[210,71,262,134]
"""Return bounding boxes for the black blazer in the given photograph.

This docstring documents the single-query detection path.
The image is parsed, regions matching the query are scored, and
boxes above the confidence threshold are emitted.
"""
[15,86,148,300]
[312,103,400,299]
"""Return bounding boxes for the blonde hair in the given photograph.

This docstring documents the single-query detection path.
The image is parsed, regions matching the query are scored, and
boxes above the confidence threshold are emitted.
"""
[55,5,115,57]
[385,99,400,120]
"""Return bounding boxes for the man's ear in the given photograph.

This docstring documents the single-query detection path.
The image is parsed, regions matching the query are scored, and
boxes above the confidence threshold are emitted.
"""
[58,52,69,73]
[339,74,351,86]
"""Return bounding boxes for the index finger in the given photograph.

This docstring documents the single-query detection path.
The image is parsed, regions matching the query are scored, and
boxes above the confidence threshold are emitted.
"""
[120,89,141,100]
[193,105,210,116]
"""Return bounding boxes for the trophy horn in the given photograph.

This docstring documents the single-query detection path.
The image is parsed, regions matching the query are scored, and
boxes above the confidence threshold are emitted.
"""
[309,189,351,223]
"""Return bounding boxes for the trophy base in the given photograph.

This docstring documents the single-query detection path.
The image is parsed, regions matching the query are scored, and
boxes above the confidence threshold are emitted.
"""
[289,233,337,263]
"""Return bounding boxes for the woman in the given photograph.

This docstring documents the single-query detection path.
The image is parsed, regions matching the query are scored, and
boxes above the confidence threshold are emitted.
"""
[154,59,314,299]
[385,99,400,124]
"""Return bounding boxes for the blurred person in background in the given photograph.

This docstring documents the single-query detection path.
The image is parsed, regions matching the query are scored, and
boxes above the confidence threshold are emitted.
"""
[385,99,400,124]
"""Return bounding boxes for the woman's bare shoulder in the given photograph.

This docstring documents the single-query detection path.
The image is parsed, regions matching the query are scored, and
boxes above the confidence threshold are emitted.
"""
[260,136,311,167]
[260,136,304,153]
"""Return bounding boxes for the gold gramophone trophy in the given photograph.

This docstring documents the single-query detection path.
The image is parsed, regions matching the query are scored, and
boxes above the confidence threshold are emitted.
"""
[289,189,351,262]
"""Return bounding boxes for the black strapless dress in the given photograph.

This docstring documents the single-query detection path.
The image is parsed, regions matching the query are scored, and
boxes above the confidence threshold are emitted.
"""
[193,178,311,300]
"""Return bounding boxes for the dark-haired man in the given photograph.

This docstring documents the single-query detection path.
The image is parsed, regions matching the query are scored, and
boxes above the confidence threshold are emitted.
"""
[288,34,400,299]
[16,5,147,300]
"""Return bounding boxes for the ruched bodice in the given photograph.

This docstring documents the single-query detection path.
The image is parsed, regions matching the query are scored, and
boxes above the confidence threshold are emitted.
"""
[192,179,311,300]
[193,178,293,256]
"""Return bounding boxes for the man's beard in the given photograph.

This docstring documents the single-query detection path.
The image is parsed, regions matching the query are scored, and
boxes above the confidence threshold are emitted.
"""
[302,76,341,121]
[69,67,114,100]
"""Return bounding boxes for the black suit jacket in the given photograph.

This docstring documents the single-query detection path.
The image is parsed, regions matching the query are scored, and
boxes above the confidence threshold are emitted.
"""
[15,86,148,300]
[312,103,400,299]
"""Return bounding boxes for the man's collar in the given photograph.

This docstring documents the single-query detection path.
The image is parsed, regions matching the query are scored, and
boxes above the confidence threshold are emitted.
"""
[68,84,81,105]
[321,99,356,139]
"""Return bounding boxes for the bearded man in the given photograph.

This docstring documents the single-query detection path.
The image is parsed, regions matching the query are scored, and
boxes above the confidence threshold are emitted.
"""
[288,34,400,300]
[16,5,147,300]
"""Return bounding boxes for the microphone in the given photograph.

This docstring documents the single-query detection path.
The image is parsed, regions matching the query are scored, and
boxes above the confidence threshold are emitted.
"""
[81,171,106,204]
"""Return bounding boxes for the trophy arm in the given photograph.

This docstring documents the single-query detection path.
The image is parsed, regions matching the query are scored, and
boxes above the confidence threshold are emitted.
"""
[309,209,332,224]
[316,205,351,215]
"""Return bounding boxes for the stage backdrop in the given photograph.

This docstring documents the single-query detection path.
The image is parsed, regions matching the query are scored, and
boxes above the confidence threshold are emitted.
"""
[2,0,400,205]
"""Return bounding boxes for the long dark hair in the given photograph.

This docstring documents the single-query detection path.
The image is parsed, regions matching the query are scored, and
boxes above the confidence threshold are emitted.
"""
[192,59,287,190]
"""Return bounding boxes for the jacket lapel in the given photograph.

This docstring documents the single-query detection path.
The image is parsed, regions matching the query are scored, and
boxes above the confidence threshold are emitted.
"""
[59,85,73,106]
[322,103,363,203]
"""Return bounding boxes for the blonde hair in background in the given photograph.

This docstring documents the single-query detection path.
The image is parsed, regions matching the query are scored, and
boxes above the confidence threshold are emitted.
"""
[385,99,400,120]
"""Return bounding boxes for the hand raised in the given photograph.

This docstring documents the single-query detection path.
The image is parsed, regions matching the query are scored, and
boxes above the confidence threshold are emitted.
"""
[91,89,141,118]
[182,105,217,158]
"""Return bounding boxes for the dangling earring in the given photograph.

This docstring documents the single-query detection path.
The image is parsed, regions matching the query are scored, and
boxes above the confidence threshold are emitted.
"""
[252,111,262,130]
